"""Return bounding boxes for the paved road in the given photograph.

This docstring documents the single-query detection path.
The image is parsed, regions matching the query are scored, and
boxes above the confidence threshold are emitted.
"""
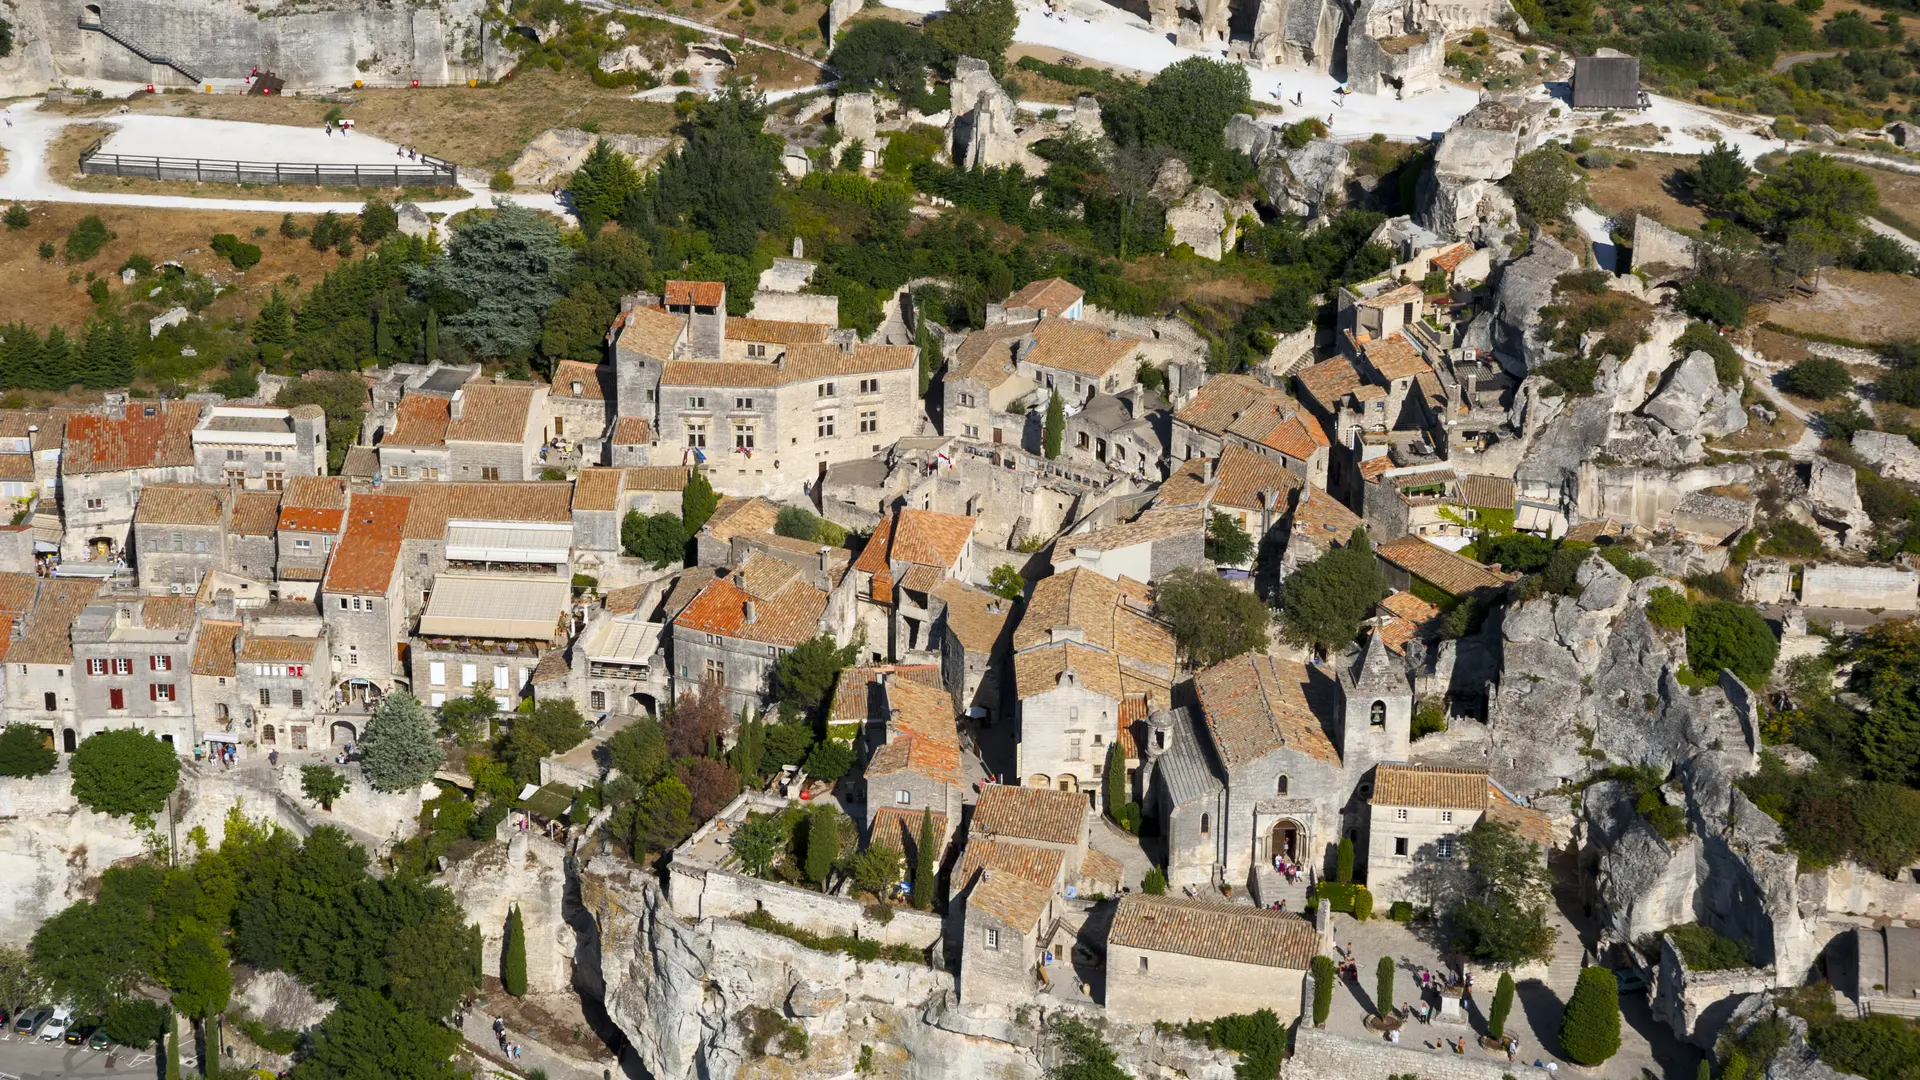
[0,1032,153,1080]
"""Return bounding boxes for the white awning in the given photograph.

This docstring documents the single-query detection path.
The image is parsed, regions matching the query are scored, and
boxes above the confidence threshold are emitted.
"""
[586,619,660,664]
[444,521,572,564]
[419,574,568,640]
[203,733,241,744]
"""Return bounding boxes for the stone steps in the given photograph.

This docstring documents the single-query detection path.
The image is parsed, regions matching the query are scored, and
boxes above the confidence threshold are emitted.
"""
[1249,866,1310,912]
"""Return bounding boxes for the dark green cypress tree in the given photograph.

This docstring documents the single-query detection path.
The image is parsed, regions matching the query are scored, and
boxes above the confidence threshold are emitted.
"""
[503,904,528,996]
[425,309,440,363]
[806,805,838,887]
[1559,967,1621,1065]
[912,806,936,910]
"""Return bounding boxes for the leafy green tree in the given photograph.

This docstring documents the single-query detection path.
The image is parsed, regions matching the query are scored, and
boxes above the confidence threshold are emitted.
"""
[359,692,440,793]
[988,563,1025,601]
[1686,601,1779,686]
[436,683,495,745]
[162,924,232,1020]
[1207,510,1255,566]
[503,905,528,996]
[104,998,170,1052]
[1748,152,1878,238]
[1506,147,1582,223]
[1855,232,1917,275]
[290,988,465,1080]
[606,719,669,784]
[1103,57,1253,185]
[1374,956,1395,1018]
[0,943,43,1023]
[1688,141,1753,212]
[776,505,828,541]
[1103,742,1127,824]
[1488,971,1516,1041]
[566,139,643,235]
[847,842,903,899]
[31,866,161,1012]
[1451,817,1556,967]
[1780,357,1853,400]
[626,89,786,258]
[773,634,859,720]
[276,372,369,473]
[70,728,179,817]
[358,198,400,244]
[1559,966,1622,1065]
[1043,388,1064,459]
[829,20,942,98]
[730,811,788,877]
[1276,528,1388,654]
[1155,565,1271,666]
[622,509,689,568]
[1677,278,1748,328]
[1311,955,1336,1025]
[927,0,1019,74]
[1336,837,1355,883]
[806,805,840,887]
[0,722,56,777]
[683,470,718,533]
[410,204,573,360]
[1647,587,1693,631]
[616,775,692,856]
[301,765,349,811]
[761,722,816,772]
[912,807,937,910]
[1143,867,1167,895]
[804,739,855,782]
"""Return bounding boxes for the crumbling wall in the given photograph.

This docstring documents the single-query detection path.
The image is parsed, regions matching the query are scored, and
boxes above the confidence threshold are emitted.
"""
[666,861,945,948]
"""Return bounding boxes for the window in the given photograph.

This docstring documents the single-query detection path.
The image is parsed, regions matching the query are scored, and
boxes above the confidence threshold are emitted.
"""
[687,424,707,448]
[388,465,411,479]
[859,411,878,433]
[1138,956,1149,972]
[734,426,755,450]
[114,658,132,676]
[1394,837,1409,857]
[1069,736,1082,761]
[462,664,477,687]
[959,393,974,407]
[348,647,358,667]
[292,689,304,709]
[818,382,835,398]
[85,497,103,511]
[984,928,1000,951]
[493,664,508,688]
[1395,808,1408,821]
[1093,733,1103,746]
[196,539,207,553]
[339,597,349,610]
[87,658,106,676]
[265,450,284,464]
[704,658,725,681]
[735,396,755,410]
[1440,810,1454,823]
[150,655,172,672]
[294,538,313,553]
[480,467,501,481]
[43,692,55,711]
[430,693,445,707]
[260,688,272,706]
[817,415,835,438]
[746,343,767,359]
[859,378,880,394]
[1437,836,1455,860]
[171,532,183,551]
[1277,775,1289,796]
[109,687,124,710]
[150,683,175,702]
[895,789,911,804]
[963,424,980,438]
[687,395,706,409]
[225,448,244,462]
[1077,432,1090,450]
[429,662,446,685]
[590,691,606,710]
[1200,813,1210,834]
[265,471,285,491]
[1369,700,1387,727]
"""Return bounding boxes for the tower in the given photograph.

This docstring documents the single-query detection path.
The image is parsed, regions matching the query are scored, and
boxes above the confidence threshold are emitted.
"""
[1337,630,1411,774]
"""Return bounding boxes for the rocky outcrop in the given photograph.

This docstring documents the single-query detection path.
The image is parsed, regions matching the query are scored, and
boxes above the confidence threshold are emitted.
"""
[1642,351,1748,440]
[1806,455,1870,550]
[579,859,1239,1080]
[951,56,1030,171]
[1853,429,1920,482]
[1258,139,1351,221]
[1631,216,1697,275]
[1489,235,1578,375]
[1417,97,1547,240]
[396,202,433,239]
[509,130,672,189]
[1168,186,1253,260]
[1069,95,1104,140]
[836,92,879,144]
[444,831,577,995]
[1345,0,1447,97]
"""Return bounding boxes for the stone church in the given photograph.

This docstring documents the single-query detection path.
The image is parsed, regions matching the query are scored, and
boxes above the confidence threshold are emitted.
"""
[1140,632,1413,901]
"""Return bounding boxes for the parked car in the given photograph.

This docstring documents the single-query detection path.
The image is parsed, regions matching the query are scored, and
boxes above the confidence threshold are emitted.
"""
[66,1022,99,1046]
[87,1027,114,1052]
[39,1006,72,1042]
[13,1006,50,1036]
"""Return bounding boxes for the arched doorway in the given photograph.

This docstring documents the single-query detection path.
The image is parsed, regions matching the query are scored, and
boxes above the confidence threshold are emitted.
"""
[261,724,276,746]
[62,728,77,753]
[1269,818,1303,864]
[1026,773,1051,788]
[1057,775,1079,793]
[330,720,357,748]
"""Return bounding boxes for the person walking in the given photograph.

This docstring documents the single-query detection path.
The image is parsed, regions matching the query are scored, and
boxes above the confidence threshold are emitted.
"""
[268,749,278,767]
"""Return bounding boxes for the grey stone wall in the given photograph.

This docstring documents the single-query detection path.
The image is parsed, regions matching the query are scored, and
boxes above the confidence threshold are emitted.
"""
[135,520,223,593]
[1106,946,1304,1025]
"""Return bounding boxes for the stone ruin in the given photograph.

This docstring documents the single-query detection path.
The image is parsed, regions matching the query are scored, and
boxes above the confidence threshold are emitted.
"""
[1138,0,1512,85]
[1417,95,1551,241]
[1222,113,1351,223]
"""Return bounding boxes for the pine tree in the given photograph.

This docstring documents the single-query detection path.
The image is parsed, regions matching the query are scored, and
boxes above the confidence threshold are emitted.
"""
[1374,956,1394,1019]
[424,309,441,363]
[1043,388,1064,459]
[1488,971,1515,1042]
[683,470,718,533]
[1336,837,1355,883]
[254,289,292,362]
[503,904,528,996]
[806,805,839,887]
[1559,966,1622,1065]
[912,806,937,910]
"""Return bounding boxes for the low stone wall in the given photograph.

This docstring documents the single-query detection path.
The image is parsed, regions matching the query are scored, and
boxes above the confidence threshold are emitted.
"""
[1288,1027,1529,1080]
[1653,934,1775,1048]
[1801,563,1920,612]
[669,863,944,949]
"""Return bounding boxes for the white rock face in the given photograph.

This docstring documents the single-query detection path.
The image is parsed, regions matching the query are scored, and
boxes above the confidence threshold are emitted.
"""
[1169,186,1233,260]
[1807,455,1871,550]
[836,92,879,144]
[1853,429,1920,482]
[598,45,652,74]
[0,774,148,945]
[442,831,577,995]
[1258,139,1351,220]
[1642,350,1747,439]
[1632,216,1697,275]
[1489,235,1578,375]
[396,202,433,239]
[509,130,670,189]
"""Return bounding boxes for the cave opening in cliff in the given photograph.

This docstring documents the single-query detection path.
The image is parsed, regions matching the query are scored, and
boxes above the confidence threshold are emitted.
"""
[1227,0,1259,46]
[81,4,102,26]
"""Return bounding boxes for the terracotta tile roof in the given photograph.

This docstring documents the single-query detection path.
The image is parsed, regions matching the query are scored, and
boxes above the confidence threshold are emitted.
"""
[624,465,693,492]
[1176,374,1292,436]
[1213,443,1303,512]
[0,455,31,482]
[1195,653,1339,768]
[664,280,726,307]
[1432,243,1473,273]
[1021,319,1142,378]
[230,492,283,536]
[1288,486,1362,544]
[240,636,323,663]
[1562,520,1623,543]
[891,508,975,569]
[0,572,38,621]
[323,493,410,595]
[134,484,225,526]
[968,869,1055,928]
[282,476,349,510]
[1014,568,1172,665]
[602,583,649,617]
[615,305,686,360]
[611,416,652,445]
[446,383,540,444]
[867,679,963,788]
[1372,764,1494,809]
[970,784,1086,846]
[552,360,612,401]
[1486,795,1555,846]
[1294,356,1364,409]
[1375,535,1511,596]
[572,468,625,513]
[659,343,913,390]
[1154,458,1218,509]
[870,806,948,856]
[191,619,242,676]
[954,835,1065,891]
[735,552,803,598]
[1004,277,1085,317]
[138,595,196,631]
[1358,456,1395,482]
[380,483,574,539]
[950,323,1029,389]
[1458,474,1516,511]
[1080,847,1124,891]
[1357,282,1423,309]
[11,578,102,665]
[340,445,379,479]
[1375,592,1442,655]
[852,514,895,604]
[1227,401,1329,462]
[661,566,721,619]
[1365,333,1433,382]
[897,563,945,594]
[384,394,452,447]
[726,317,833,345]
[532,650,571,684]
[1109,894,1319,970]
[63,401,200,474]
[830,663,943,724]
[0,408,67,450]
[1060,505,1204,557]
[703,496,781,541]
[673,560,826,647]
[278,507,344,533]
[933,579,1010,654]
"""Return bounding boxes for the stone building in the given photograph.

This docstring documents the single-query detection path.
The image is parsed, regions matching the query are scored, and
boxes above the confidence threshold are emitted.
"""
[1170,374,1330,490]
[319,493,411,710]
[1104,894,1320,1024]
[60,400,202,562]
[377,393,454,481]
[1153,446,1304,568]
[1365,763,1551,903]
[931,578,1012,727]
[670,552,845,718]
[189,617,245,741]
[410,572,570,710]
[950,784,1101,1005]
[446,381,551,482]
[1051,504,1206,583]
[363,363,478,446]
[571,582,672,719]
[994,278,1085,323]
[237,633,330,753]
[377,482,577,623]
[4,577,102,752]
[850,506,979,661]
[862,671,965,866]
[274,481,349,587]
[131,484,228,595]
[549,360,615,451]
[226,491,283,583]
[1373,535,1510,602]
[190,404,327,489]
[1011,568,1174,798]
[570,465,694,575]
[1062,390,1164,480]
[69,594,199,750]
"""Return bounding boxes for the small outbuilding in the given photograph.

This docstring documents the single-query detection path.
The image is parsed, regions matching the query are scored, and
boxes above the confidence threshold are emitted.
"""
[1572,55,1648,110]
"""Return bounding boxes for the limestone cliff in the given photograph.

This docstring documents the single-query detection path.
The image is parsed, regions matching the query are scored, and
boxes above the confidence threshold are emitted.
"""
[577,858,1239,1080]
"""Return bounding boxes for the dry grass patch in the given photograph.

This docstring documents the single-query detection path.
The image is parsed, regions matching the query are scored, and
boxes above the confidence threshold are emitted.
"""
[1585,153,1708,230]
[1712,407,1808,451]
[1765,270,1920,343]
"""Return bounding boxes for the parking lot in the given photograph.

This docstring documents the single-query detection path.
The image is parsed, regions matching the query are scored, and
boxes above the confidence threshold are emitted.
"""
[0,1031,152,1080]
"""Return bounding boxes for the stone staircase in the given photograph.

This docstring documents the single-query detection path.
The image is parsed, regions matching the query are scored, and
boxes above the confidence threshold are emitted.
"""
[1544,907,1587,991]
[1249,865,1311,913]
[77,16,203,82]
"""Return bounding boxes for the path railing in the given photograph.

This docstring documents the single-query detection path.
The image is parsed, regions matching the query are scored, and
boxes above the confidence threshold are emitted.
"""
[76,16,203,82]
[77,140,459,187]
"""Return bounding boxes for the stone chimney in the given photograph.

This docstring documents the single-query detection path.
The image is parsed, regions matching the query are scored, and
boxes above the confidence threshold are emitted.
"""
[448,388,464,421]
[819,546,833,585]
[743,599,757,625]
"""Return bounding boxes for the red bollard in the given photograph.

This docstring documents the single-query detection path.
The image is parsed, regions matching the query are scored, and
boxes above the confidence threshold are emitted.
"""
[412,79,420,88]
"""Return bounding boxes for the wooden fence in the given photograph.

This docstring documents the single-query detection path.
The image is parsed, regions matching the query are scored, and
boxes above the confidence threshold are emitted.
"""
[77,140,458,188]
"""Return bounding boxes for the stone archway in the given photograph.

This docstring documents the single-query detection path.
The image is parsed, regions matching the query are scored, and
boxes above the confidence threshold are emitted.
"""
[1269,818,1304,865]
[261,724,276,746]
[1026,773,1051,788]
[330,720,357,748]
[1057,775,1079,793]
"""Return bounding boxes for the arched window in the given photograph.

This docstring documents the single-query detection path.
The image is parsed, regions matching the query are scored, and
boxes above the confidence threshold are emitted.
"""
[1201,813,1211,835]
[1277,775,1289,796]
[1369,700,1387,727]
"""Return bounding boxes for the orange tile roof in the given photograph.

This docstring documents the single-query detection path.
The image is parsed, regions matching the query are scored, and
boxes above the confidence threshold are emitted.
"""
[1176,374,1290,435]
[1004,277,1085,317]
[379,482,574,539]
[615,306,686,361]
[954,835,1065,891]
[11,579,102,665]
[1020,319,1142,378]
[870,806,949,857]
[447,383,541,444]
[134,484,226,526]
[384,394,452,448]
[968,869,1056,928]
[140,595,197,631]
[611,416,652,445]
[1458,474,1516,511]
[867,684,962,789]
[240,636,324,663]
[664,280,725,307]
[1365,333,1433,382]
[658,344,914,389]
[949,323,1029,389]
[1432,243,1473,273]
[830,663,943,724]
[1213,443,1303,512]
[230,492,283,536]
[1562,520,1624,543]
[191,619,242,676]
[1294,356,1364,408]
[1358,456,1395,482]
[703,496,781,541]
[1486,796,1555,846]
[323,493,410,595]
[1154,458,1218,509]
[0,572,37,621]
[1059,505,1205,558]
[63,401,200,474]
[572,468,625,513]
[1228,402,1329,462]
[891,508,975,569]
[552,360,611,401]
[1289,485,1363,541]
[1109,894,1319,970]
[1375,535,1512,596]
[282,476,349,510]
[932,578,1010,654]
[278,507,344,533]
[970,784,1086,846]
[1372,764,1495,809]
[673,560,826,647]
[1195,653,1339,768]
[726,317,833,345]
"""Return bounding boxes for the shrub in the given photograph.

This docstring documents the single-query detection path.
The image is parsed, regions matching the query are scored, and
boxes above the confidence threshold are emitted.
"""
[4,204,29,230]
[1675,321,1743,386]
[1686,601,1779,686]
[1143,867,1167,895]
[1390,900,1413,921]
[1678,278,1748,329]
[491,169,515,192]
[1353,888,1375,921]
[1375,956,1395,1017]
[64,215,115,262]
[1412,697,1448,739]
[1780,357,1853,401]
[1646,587,1692,630]
[1488,972,1516,1041]
[0,723,56,778]
[299,765,348,810]
[210,233,262,271]
[1336,836,1355,883]
[1311,955,1337,1024]
[1667,922,1754,971]
[1761,520,1824,559]
[503,904,528,996]
[1559,966,1622,1065]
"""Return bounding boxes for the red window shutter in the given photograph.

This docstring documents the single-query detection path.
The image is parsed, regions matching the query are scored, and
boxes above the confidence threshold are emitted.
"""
[148,683,157,701]
[148,655,156,671]
[165,684,175,701]
[110,688,123,710]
